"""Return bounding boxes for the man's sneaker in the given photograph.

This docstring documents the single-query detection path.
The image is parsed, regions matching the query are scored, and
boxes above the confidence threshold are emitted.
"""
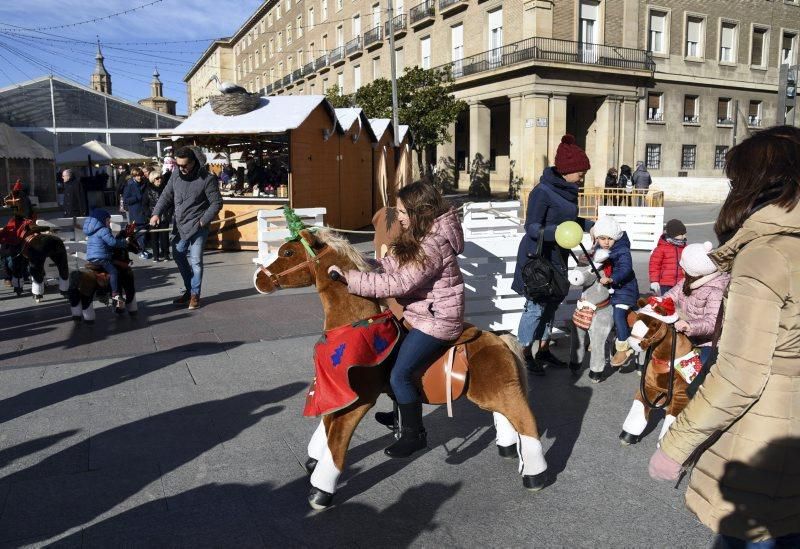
[173,291,191,306]
[188,294,200,310]
[535,349,567,368]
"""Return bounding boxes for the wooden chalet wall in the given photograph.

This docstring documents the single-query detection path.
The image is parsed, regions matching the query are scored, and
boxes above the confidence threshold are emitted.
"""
[290,104,342,227]
[338,118,373,230]
[372,129,396,213]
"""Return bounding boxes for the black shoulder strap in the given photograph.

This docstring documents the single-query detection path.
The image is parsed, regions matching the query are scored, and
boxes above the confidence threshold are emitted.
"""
[535,227,545,257]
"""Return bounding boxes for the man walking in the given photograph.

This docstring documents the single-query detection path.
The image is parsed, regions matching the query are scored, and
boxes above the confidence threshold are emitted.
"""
[631,161,652,206]
[149,146,221,310]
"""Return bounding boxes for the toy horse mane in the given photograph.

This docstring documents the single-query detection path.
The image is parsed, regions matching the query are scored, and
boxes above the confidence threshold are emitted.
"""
[314,229,375,273]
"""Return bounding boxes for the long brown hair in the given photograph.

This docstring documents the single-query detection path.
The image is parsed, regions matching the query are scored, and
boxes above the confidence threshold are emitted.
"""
[392,181,450,266]
[682,273,701,296]
[715,125,800,243]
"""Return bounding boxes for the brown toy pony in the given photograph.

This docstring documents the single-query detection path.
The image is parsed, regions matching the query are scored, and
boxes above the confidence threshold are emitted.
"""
[619,297,696,446]
[255,227,548,510]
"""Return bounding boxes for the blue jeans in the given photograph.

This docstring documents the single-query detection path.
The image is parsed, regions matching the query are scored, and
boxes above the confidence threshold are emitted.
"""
[517,299,558,347]
[173,226,208,296]
[714,533,800,548]
[391,329,449,404]
[660,284,674,295]
[613,305,631,341]
[92,259,119,295]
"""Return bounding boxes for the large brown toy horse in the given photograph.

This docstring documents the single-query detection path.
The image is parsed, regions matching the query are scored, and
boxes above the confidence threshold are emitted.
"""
[619,297,694,446]
[22,232,71,302]
[256,228,548,510]
[67,225,140,324]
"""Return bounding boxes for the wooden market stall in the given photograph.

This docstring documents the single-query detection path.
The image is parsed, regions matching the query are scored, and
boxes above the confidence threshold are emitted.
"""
[368,118,412,212]
[164,95,380,250]
[335,108,376,230]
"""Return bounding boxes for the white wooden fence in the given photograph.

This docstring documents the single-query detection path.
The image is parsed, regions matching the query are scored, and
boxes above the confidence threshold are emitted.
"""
[36,215,126,262]
[597,206,663,251]
[252,208,327,266]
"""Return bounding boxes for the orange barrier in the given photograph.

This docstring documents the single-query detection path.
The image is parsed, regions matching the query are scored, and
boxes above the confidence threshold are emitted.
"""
[578,189,664,220]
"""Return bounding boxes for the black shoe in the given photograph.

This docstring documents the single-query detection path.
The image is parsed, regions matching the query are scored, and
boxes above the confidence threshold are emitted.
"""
[526,359,546,376]
[385,402,427,458]
[375,410,396,429]
[535,349,567,368]
[588,370,604,383]
[569,362,582,375]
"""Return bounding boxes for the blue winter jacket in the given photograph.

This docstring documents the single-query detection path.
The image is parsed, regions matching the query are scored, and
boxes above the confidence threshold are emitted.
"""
[84,216,127,261]
[122,179,150,224]
[512,167,594,296]
[606,232,639,306]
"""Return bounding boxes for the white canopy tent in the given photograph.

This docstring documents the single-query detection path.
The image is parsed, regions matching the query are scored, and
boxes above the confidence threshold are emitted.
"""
[55,140,149,167]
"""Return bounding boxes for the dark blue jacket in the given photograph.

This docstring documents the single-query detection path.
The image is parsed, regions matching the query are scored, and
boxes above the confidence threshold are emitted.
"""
[606,232,639,306]
[84,217,127,261]
[122,179,151,224]
[512,167,594,296]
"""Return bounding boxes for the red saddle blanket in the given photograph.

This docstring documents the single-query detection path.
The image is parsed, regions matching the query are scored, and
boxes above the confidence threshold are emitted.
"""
[0,218,34,246]
[303,310,401,417]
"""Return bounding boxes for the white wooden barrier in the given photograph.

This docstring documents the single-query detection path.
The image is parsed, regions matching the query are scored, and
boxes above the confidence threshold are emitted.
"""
[36,215,126,261]
[252,208,327,266]
[596,206,664,251]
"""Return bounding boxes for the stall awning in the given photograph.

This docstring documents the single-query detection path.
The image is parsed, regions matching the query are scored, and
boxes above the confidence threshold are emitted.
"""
[0,123,54,160]
[168,95,344,137]
[55,140,149,166]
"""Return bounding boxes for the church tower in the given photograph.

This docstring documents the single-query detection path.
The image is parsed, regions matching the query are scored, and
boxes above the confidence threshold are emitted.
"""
[138,67,177,115]
[90,42,112,95]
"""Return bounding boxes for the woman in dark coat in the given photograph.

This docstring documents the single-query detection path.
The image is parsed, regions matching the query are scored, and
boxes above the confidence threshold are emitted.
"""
[513,135,594,375]
[147,170,172,261]
[122,167,151,258]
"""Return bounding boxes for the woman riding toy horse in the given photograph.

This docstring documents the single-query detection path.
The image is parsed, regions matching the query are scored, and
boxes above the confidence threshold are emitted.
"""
[255,201,549,510]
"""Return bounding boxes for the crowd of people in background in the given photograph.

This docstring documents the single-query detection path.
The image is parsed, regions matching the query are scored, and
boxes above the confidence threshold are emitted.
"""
[604,161,652,206]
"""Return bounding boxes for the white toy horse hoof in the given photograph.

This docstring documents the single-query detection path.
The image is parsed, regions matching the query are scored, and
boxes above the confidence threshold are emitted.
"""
[305,458,318,474]
[308,487,334,510]
[522,471,548,491]
[497,444,517,459]
[33,295,43,303]
[619,431,641,446]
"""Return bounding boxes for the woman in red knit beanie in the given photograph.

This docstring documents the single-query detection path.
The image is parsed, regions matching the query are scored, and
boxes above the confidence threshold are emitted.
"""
[512,134,594,375]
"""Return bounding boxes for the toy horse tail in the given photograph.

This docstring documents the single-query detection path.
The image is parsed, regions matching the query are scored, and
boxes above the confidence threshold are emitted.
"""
[498,333,528,393]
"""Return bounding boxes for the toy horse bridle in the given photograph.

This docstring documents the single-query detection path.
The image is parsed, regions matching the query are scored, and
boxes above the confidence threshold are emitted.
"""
[259,238,332,289]
[631,317,679,410]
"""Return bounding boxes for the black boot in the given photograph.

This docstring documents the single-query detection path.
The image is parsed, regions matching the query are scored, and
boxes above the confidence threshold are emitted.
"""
[384,402,426,458]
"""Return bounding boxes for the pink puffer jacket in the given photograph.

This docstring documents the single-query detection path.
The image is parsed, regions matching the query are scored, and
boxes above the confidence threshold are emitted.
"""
[346,209,465,341]
[664,272,730,346]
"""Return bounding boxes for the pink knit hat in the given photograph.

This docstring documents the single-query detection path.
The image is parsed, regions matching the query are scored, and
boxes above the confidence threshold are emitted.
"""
[680,241,717,277]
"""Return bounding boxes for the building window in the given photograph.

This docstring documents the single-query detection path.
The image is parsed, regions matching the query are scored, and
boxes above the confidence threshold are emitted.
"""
[270,67,275,83]
[308,7,315,29]
[717,97,732,124]
[748,100,762,126]
[714,146,728,169]
[337,72,344,91]
[372,3,381,29]
[277,4,281,19]
[322,34,328,50]
[685,16,704,58]
[681,145,697,169]
[352,14,361,38]
[646,144,661,170]
[278,32,283,51]
[285,0,291,11]
[297,16,303,38]
[308,44,315,63]
[720,21,737,63]
[420,36,431,69]
[647,92,664,121]
[451,24,464,76]
[372,56,380,79]
[751,27,768,67]
[395,47,405,73]
[288,56,293,71]
[488,8,503,66]
[322,0,328,21]
[287,24,293,44]
[354,65,361,90]
[395,0,404,15]
[782,32,797,65]
[336,0,343,11]
[322,77,329,92]
[683,95,699,123]
[269,39,275,56]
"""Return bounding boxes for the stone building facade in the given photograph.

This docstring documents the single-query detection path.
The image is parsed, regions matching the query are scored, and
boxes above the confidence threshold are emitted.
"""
[186,0,800,195]
[184,38,236,112]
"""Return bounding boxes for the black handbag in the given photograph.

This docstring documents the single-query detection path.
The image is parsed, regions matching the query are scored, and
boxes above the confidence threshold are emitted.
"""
[521,228,570,303]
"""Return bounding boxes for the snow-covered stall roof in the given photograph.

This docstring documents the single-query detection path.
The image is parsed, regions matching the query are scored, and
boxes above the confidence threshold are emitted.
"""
[335,108,377,143]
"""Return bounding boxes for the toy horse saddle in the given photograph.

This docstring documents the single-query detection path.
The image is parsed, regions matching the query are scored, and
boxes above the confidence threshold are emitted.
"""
[414,324,481,416]
[84,262,111,289]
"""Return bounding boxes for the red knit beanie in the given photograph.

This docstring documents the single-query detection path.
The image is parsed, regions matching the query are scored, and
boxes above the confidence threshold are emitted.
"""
[555,134,591,175]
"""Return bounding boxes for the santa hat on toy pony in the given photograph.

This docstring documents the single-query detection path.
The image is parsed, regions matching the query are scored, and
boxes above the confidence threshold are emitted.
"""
[637,296,680,324]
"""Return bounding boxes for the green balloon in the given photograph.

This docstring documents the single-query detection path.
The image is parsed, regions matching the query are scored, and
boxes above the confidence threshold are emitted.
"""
[555,221,584,249]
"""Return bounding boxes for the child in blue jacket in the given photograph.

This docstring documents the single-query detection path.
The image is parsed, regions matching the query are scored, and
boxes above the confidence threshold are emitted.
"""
[592,216,639,367]
[83,208,127,308]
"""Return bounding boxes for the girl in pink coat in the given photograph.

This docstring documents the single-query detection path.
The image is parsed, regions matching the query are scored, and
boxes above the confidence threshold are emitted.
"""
[663,241,730,396]
[328,181,465,458]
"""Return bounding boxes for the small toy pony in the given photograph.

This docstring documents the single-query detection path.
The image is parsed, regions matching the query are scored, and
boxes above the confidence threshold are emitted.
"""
[619,297,699,445]
[22,231,70,302]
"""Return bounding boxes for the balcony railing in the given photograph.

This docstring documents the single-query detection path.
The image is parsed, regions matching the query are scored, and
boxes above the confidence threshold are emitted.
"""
[410,0,435,25]
[292,68,303,82]
[282,74,292,87]
[273,79,283,91]
[384,14,407,36]
[717,116,734,125]
[329,45,345,64]
[364,25,383,47]
[683,114,699,123]
[346,36,363,57]
[315,54,329,71]
[303,62,315,76]
[266,83,273,94]
[439,0,467,13]
[647,111,664,122]
[434,37,655,79]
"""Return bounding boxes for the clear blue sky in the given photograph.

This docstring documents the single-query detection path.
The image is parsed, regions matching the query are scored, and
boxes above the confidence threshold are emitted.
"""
[0,0,263,115]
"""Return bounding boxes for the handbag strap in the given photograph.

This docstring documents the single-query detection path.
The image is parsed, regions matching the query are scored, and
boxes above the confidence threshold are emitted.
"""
[535,227,545,257]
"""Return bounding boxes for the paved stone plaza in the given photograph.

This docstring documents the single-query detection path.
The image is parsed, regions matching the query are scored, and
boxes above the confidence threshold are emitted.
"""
[0,203,721,547]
